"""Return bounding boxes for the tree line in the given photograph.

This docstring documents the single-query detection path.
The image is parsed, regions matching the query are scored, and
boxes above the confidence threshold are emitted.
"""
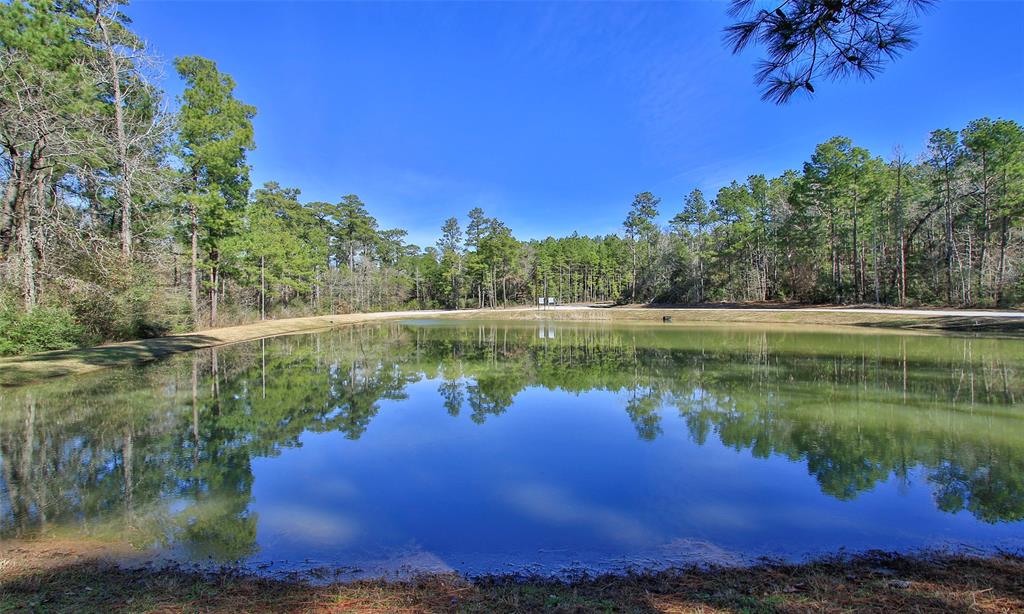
[2,0,1022,355]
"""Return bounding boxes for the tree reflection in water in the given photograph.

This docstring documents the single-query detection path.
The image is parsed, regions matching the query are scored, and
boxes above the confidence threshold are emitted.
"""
[1,320,1022,562]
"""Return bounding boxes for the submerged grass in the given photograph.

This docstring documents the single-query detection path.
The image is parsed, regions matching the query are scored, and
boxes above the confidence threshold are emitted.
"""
[2,540,1022,613]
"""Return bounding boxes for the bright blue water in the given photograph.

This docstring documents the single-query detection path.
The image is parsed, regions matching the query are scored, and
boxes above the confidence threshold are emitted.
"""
[2,320,1022,577]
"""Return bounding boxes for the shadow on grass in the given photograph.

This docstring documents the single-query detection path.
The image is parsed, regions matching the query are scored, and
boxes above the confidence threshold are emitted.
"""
[638,302,810,310]
[0,334,221,387]
[855,316,1024,336]
[605,303,1024,336]
[2,552,1022,613]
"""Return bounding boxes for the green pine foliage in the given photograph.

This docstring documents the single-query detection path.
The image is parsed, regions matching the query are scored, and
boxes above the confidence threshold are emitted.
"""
[2,1,1022,357]
[0,300,84,355]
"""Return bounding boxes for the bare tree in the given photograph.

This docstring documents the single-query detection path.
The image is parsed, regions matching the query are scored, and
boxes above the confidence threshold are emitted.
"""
[88,0,172,262]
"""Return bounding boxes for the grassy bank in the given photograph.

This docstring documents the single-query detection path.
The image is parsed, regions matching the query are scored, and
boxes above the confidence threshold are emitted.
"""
[2,305,1022,387]
[1,539,1021,613]
[456,304,1024,334]
[0,310,452,387]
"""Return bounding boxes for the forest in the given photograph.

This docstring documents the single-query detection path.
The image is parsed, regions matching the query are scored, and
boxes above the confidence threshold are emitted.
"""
[2,0,1023,355]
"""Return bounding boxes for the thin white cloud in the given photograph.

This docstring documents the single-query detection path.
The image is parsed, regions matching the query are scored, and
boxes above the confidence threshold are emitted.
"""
[259,504,359,544]
[503,482,655,546]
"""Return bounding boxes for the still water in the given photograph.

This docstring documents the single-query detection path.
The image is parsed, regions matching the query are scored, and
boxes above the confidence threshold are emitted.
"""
[1,320,1023,576]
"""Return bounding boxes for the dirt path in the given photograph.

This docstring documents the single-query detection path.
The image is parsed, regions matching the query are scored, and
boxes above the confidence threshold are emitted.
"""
[2,305,1021,386]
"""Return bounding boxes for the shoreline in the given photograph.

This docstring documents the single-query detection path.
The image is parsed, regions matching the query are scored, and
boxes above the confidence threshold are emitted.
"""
[2,304,1022,387]
[2,539,1021,613]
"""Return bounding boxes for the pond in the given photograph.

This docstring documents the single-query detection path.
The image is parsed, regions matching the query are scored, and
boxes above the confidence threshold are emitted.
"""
[2,320,1023,577]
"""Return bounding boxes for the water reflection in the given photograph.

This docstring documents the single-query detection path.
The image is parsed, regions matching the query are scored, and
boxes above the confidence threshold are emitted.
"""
[1,321,1022,567]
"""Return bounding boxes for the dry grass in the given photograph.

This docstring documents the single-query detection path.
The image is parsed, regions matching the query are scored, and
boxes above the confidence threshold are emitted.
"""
[1,539,1022,613]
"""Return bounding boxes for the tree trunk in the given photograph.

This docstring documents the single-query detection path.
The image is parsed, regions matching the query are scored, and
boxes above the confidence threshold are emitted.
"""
[995,216,1009,304]
[260,255,266,320]
[698,255,704,303]
[190,201,199,322]
[98,16,133,261]
[976,153,990,302]
[830,215,840,303]
[0,164,17,256]
[415,266,421,307]
[630,243,637,302]
[210,252,219,327]
[18,183,35,310]
[894,158,906,305]
[872,234,880,304]
[33,171,49,301]
[944,163,954,304]
[851,198,860,302]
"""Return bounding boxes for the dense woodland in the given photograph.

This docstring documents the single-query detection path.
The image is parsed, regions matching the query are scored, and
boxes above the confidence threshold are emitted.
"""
[2,0,1023,355]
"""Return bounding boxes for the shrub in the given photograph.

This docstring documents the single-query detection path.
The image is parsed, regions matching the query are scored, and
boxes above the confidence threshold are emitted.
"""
[65,268,191,342]
[0,303,86,356]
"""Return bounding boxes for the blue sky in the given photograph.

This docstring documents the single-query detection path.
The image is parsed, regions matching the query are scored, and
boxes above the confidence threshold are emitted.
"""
[128,1,1023,247]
